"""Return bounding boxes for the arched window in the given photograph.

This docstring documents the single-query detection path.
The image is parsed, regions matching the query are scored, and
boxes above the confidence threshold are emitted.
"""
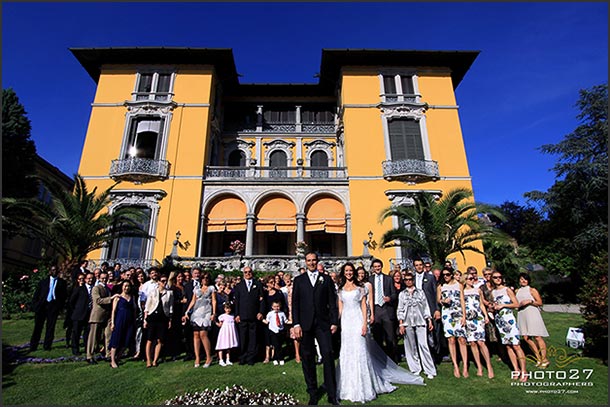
[310,150,329,178]
[269,150,287,178]
[228,149,246,167]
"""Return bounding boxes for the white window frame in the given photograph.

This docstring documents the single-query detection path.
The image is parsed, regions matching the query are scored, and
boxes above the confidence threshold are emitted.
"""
[379,71,421,103]
[132,70,176,102]
[119,109,173,161]
[381,113,431,162]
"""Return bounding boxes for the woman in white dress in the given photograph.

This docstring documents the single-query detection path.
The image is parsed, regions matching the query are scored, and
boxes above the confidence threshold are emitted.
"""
[515,272,549,367]
[336,262,423,403]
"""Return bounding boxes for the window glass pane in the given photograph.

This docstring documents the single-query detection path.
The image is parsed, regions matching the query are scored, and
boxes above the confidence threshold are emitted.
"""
[311,151,328,167]
[137,74,153,93]
[110,207,151,260]
[269,150,287,167]
[383,75,397,94]
[400,75,414,94]
[157,74,171,93]
[127,117,163,159]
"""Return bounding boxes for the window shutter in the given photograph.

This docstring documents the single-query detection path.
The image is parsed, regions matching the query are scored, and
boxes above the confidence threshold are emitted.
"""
[388,119,424,160]
[311,151,328,167]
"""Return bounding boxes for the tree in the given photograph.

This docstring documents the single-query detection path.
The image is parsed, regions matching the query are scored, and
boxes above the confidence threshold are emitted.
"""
[2,88,38,199]
[2,174,152,277]
[525,84,608,280]
[379,188,508,265]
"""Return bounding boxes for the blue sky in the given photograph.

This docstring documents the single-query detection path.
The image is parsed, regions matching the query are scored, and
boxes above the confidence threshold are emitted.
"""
[2,2,608,206]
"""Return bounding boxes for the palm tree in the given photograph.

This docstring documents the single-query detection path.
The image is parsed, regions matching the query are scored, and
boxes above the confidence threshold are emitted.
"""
[2,174,151,276]
[379,188,507,265]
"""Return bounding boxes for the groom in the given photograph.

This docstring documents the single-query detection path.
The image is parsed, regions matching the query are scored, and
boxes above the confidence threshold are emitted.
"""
[292,252,339,405]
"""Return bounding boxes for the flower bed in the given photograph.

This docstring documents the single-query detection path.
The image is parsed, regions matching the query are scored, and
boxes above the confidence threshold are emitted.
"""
[164,385,299,405]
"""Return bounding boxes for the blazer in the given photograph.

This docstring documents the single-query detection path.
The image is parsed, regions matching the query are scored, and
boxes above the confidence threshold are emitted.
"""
[415,271,439,315]
[32,276,68,313]
[144,288,174,318]
[70,284,92,322]
[369,272,397,310]
[89,283,114,323]
[292,272,338,332]
[233,279,265,321]
[396,287,432,327]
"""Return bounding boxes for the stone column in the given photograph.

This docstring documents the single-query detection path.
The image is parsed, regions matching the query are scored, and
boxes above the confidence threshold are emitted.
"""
[345,214,352,256]
[296,213,306,244]
[197,214,207,257]
[245,213,256,256]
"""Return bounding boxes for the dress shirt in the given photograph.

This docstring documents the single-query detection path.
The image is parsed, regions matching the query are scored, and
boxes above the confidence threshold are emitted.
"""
[308,271,318,287]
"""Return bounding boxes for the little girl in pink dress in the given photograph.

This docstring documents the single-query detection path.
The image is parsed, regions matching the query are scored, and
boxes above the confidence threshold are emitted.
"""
[215,302,239,366]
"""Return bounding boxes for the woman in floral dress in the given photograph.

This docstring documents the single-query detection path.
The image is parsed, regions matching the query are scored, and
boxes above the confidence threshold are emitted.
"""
[437,268,468,378]
[491,270,528,382]
[462,274,494,378]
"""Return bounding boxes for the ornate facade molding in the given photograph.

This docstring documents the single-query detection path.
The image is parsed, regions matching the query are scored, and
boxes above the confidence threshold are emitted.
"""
[379,104,427,120]
[263,139,296,164]
[222,139,255,164]
[124,100,177,115]
[384,189,442,207]
[108,189,167,210]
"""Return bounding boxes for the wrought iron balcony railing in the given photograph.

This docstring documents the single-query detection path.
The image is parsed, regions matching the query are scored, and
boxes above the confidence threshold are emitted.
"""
[382,158,440,182]
[109,157,170,183]
[205,166,347,180]
[223,122,336,134]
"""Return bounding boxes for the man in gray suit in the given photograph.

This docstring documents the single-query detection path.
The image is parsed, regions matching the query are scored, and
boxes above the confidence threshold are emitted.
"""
[413,258,444,364]
[368,258,398,362]
[86,272,118,364]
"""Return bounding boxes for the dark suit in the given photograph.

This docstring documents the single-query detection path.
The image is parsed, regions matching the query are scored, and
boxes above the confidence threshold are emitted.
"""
[30,275,68,351]
[369,272,398,361]
[70,284,92,354]
[233,279,265,365]
[182,279,200,359]
[292,272,339,403]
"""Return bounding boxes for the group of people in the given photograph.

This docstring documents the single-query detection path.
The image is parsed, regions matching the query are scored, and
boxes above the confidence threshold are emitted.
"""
[29,254,550,404]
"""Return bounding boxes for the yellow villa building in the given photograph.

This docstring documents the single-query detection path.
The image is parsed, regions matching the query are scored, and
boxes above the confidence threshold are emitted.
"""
[72,47,486,273]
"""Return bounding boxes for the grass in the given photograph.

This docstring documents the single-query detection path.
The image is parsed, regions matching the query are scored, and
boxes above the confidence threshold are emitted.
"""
[2,312,608,405]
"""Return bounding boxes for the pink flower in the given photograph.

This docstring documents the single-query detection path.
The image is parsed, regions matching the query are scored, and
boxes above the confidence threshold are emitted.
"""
[20,275,29,281]
[32,269,39,273]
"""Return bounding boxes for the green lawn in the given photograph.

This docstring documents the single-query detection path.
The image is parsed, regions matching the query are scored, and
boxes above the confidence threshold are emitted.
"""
[2,312,608,405]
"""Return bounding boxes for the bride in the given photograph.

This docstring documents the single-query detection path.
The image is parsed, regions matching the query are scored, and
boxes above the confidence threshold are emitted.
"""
[336,262,424,403]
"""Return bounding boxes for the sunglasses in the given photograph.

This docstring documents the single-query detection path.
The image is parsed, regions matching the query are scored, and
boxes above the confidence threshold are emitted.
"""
[492,276,502,280]
[160,279,168,283]
[466,277,475,280]
[442,273,452,277]
[404,278,413,281]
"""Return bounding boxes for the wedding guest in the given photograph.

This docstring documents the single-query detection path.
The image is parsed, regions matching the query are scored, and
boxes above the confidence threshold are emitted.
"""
[263,275,287,363]
[143,276,173,368]
[167,271,187,360]
[109,280,137,368]
[30,265,67,352]
[263,300,288,365]
[233,266,264,366]
[86,271,118,364]
[437,267,468,378]
[183,272,216,368]
[515,272,550,368]
[215,302,239,366]
[397,272,437,379]
[491,270,528,382]
[70,272,94,356]
[462,273,494,378]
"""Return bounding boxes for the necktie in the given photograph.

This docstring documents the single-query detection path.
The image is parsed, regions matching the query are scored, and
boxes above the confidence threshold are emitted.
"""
[309,272,317,287]
[375,275,384,306]
[276,311,281,328]
[416,273,423,290]
[47,277,56,302]
[247,280,251,292]
[87,285,93,309]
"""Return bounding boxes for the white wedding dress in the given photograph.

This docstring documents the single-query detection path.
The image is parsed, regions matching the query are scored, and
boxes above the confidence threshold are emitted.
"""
[336,287,424,403]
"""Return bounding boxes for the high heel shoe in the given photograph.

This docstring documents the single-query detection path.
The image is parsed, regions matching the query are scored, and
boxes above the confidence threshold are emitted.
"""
[194,363,200,368]
[540,360,550,368]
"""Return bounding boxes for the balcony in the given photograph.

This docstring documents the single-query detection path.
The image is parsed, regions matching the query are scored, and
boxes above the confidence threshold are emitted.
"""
[382,159,440,182]
[109,157,170,183]
[205,166,347,181]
